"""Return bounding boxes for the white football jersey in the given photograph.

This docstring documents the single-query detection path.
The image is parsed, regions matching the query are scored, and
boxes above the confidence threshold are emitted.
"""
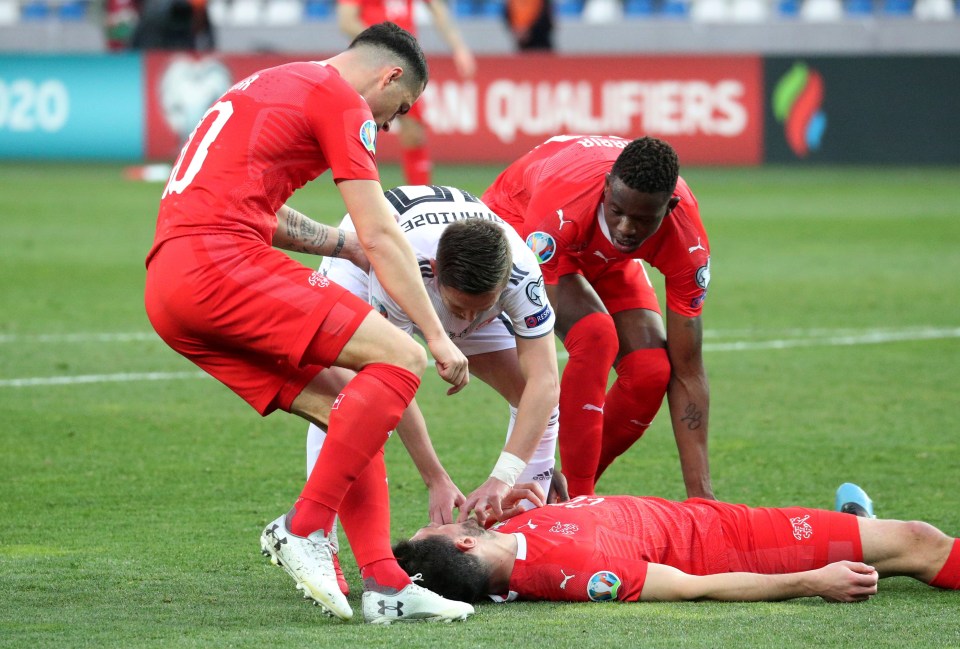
[319,185,555,350]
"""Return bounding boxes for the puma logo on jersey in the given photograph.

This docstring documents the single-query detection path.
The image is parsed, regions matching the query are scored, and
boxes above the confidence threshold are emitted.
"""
[557,209,572,230]
[582,403,604,413]
[688,237,706,254]
[593,250,614,263]
[517,519,538,530]
[559,569,575,589]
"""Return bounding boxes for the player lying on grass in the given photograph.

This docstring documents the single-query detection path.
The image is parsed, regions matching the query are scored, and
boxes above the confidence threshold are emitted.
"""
[393,483,960,603]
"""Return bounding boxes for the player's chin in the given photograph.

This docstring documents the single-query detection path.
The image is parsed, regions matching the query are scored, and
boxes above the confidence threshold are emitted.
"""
[613,240,639,254]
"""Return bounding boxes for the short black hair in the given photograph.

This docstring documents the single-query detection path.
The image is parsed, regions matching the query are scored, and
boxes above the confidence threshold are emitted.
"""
[610,136,680,195]
[393,536,492,603]
[435,220,512,295]
[349,22,428,90]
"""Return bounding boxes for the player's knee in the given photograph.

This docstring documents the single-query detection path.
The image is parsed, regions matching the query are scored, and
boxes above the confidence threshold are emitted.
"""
[390,337,427,376]
[616,348,671,393]
[564,312,618,361]
[902,520,952,553]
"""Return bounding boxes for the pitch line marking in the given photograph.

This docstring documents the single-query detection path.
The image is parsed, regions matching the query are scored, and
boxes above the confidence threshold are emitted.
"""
[0,326,957,388]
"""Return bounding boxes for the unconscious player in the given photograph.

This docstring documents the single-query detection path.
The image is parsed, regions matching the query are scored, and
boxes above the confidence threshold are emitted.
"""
[394,484,960,603]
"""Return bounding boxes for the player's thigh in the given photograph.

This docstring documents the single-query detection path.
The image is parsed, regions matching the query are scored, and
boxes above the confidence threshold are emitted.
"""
[549,273,608,339]
[333,309,427,374]
[468,349,525,406]
[396,111,426,148]
[290,366,357,427]
[591,260,666,354]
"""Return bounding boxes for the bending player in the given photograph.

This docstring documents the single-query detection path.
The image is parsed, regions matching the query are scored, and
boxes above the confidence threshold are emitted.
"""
[394,484,960,604]
[303,185,562,595]
[483,135,714,500]
[145,24,474,624]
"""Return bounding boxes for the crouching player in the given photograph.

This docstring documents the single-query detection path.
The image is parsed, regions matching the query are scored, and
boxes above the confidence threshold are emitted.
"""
[303,185,563,604]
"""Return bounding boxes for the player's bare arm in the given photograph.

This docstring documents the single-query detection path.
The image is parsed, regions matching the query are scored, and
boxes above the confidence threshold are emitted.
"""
[395,398,467,524]
[273,204,368,270]
[664,309,713,500]
[338,179,469,393]
[640,561,879,603]
[427,0,476,78]
[335,2,365,39]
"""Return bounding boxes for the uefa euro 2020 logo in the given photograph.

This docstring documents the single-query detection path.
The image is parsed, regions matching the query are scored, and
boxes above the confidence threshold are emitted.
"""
[773,62,826,159]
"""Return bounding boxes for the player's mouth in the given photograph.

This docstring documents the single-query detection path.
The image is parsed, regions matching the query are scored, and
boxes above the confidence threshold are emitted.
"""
[612,238,637,253]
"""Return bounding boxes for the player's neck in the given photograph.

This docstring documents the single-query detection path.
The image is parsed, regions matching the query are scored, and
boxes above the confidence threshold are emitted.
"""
[483,531,519,594]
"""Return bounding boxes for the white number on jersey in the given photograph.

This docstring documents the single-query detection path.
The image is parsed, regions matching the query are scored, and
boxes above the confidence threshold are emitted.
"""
[162,100,234,198]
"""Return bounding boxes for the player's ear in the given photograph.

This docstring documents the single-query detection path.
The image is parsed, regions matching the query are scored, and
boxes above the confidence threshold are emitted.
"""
[382,66,404,88]
[665,195,681,215]
[429,259,438,276]
[455,536,478,552]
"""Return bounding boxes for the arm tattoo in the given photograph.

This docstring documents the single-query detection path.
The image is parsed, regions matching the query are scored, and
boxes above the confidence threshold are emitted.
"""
[331,229,346,257]
[681,403,703,430]
[284,207,330,253]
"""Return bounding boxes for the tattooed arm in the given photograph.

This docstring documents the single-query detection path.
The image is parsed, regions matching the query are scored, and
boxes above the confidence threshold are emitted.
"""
[273,204,369,271]
[665,310,714,500]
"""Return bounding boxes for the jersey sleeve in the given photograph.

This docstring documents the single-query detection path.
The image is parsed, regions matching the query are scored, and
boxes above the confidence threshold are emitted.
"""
[644,190,711,318]
[500,237,555,338]
[511,543,650,603]
[304,72,380,183]
[520,181,588,285]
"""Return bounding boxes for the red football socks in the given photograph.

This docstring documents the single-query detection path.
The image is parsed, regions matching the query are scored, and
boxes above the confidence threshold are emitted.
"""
[338,451,411,590]
[401,146,431,186]
[291,363,420,537]
[930,538,960,589]
[596,348,671,482]
[558,313,619,497]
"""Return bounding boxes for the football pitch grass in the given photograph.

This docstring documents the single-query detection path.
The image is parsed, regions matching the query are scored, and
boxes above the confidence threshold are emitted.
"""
[1,162,959,648]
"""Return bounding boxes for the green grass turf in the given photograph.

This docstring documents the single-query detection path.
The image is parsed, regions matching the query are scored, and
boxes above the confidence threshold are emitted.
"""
[1,162,959,648]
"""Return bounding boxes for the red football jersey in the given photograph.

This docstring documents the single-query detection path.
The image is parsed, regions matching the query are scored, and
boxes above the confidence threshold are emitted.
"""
[492,496,862,603]
[493,495,729,602]
[147,61,380,265]
[340,0,427,33]
[482,135,711,317]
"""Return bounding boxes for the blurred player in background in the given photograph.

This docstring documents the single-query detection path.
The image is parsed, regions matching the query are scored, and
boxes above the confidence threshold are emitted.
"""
[144,24,475,624]
[304,185,562,594]
[336,5,476,184]
[394,483,960,604]
[483,135,714,501]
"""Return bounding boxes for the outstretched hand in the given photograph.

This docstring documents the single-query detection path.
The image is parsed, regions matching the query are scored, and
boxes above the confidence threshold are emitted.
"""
[427,476,467,525]
[815,561,879,603]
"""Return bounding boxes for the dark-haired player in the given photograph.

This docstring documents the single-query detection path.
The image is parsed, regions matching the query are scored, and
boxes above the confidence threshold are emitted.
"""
[304,185,562,596]
[394,484,960,604]
[483,135,713,500]
[145,23,472,623]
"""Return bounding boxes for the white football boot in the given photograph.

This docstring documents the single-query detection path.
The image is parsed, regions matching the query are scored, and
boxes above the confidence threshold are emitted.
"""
[260,512,353,620]
[361,578,474,625]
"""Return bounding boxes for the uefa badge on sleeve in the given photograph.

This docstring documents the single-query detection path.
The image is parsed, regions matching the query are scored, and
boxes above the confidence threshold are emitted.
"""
[526,232,556,264]
[586,571,621,602]
[359,119,377,154]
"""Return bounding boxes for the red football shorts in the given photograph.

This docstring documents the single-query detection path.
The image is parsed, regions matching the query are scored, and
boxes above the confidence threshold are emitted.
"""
[709,501,863,574]
[145,234,372,415]
[556,257,662,316]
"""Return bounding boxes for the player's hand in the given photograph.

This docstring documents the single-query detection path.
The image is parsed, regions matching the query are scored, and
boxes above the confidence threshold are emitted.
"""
[426,337,469,395]
[456,476,512,527]
[496,482,546,522]
[547,470,570,504]
[814,561,878,603]
[427,475,466,525]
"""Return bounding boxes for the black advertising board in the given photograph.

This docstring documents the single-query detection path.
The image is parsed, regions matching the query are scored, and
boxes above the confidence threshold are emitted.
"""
[764,56,960,164]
